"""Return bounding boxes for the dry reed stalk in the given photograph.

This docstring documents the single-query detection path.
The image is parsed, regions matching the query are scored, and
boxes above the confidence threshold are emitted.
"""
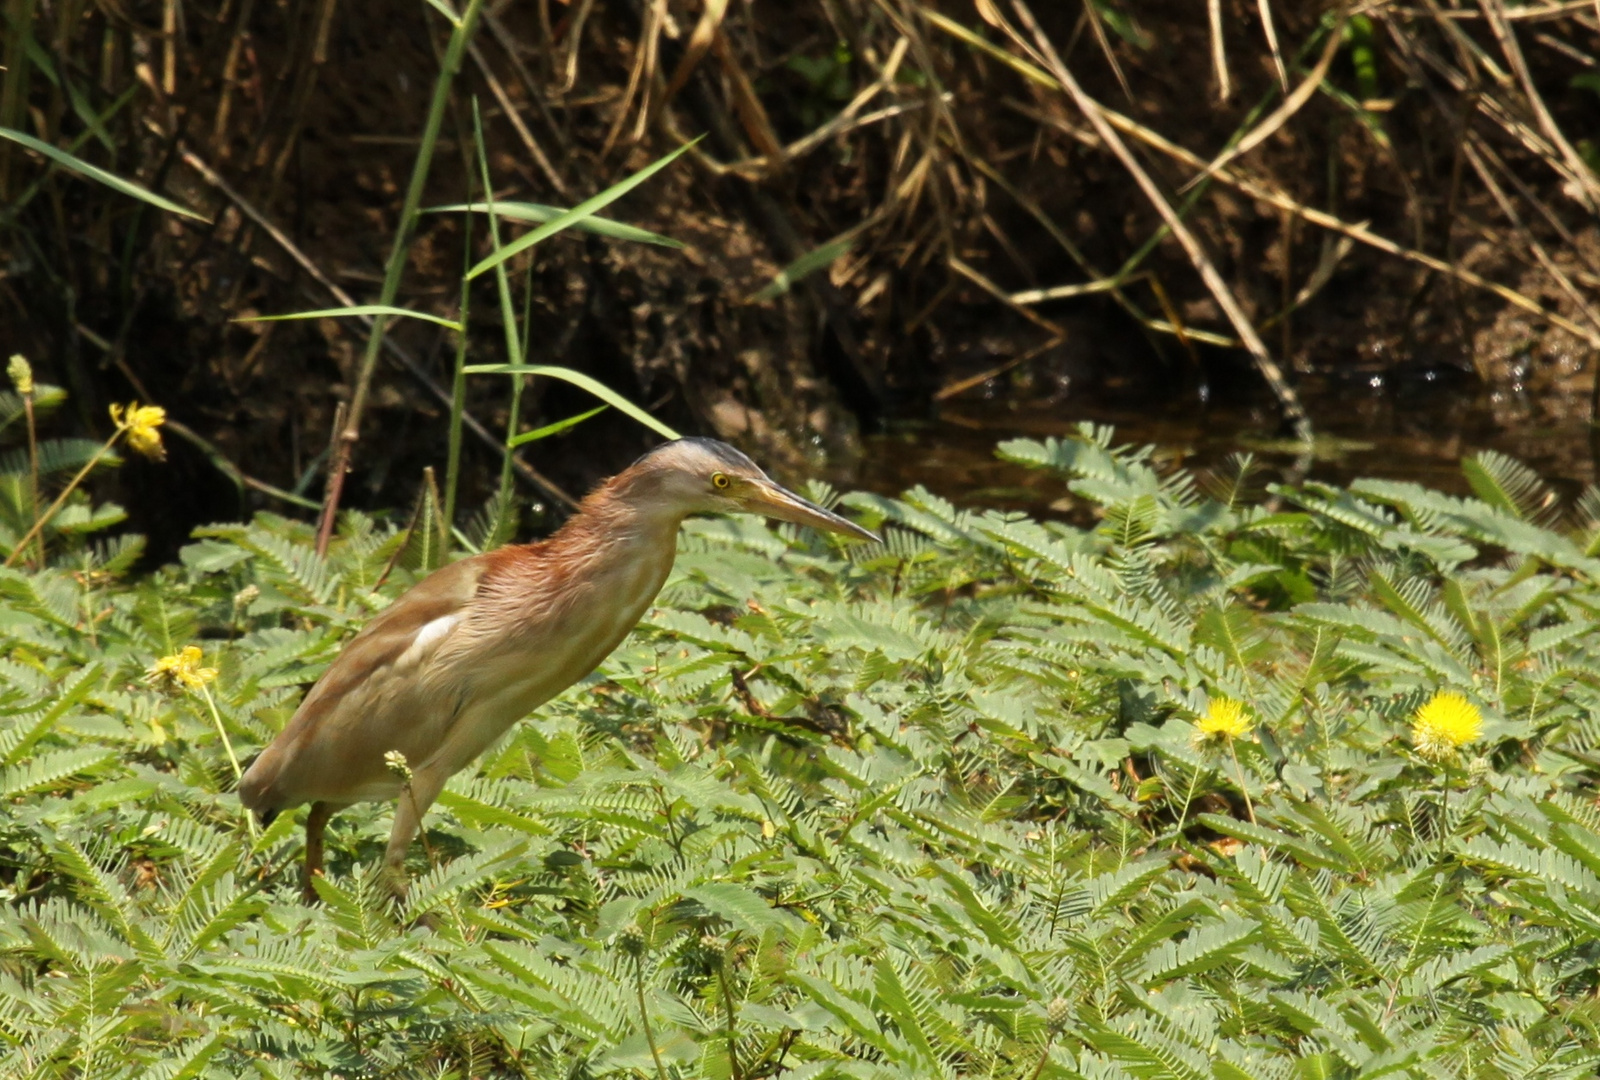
[1080,0,1133,103]
[467,41,568,197]
[1181,14,1347,192]
[1209,0,1232,101]
[1477,0,1600,213]
[930,9,1600,351]
[1009,0,1312,439]
[1258,0,1289,92]
[598,0,665,161]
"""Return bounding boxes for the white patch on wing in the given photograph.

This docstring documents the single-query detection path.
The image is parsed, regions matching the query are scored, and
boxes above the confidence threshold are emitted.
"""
[396,614,460,670]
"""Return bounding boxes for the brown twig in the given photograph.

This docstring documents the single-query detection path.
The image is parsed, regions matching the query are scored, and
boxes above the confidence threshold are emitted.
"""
[314,402,348,556]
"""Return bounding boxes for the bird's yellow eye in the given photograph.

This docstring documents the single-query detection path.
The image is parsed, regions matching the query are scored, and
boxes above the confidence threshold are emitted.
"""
[711,472,731,490]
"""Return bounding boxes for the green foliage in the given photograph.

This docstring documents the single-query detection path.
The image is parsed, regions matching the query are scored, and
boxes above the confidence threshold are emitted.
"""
[0,382,132,565]
[8,424,1600,1076]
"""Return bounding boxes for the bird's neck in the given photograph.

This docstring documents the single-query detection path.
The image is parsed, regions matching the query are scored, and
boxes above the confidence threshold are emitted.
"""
[557,469,690,553]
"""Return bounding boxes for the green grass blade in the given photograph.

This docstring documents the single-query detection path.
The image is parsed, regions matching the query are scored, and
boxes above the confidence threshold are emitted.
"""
[234,305,462,332]
[0,126,206,220]
[507,405,608,448]
[748,234,855,302]
[427,202,684,248]
[465,137,701,279]
[463,364,680,440]
[422,0,463,23]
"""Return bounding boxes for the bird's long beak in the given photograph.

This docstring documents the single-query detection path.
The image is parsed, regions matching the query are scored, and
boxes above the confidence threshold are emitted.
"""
[741,479,882,543]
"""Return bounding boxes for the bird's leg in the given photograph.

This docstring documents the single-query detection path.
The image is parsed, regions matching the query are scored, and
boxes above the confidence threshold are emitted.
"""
[302,801,335,904]
[382,769,449,901]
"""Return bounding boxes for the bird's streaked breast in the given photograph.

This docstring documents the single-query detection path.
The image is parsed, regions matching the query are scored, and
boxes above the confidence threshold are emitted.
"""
[416,519,679,775]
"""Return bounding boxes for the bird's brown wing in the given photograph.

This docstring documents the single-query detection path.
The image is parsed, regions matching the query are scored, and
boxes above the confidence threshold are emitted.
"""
[238,552,494,813]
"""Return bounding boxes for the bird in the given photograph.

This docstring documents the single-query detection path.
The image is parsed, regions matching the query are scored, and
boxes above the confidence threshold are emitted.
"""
[238,437,879,899]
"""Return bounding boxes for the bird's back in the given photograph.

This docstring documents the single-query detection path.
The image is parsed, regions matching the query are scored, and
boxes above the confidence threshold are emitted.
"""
[238,553,494,815]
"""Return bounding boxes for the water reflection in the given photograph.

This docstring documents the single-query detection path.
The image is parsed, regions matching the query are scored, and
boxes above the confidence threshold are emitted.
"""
[833,386,1598,517]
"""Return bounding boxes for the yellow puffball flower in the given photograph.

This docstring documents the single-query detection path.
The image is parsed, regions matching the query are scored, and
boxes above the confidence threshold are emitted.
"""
[1412,691,1482,762]
[1197,697,1252,740]
[147,646,218,691]
[110,402,167,460]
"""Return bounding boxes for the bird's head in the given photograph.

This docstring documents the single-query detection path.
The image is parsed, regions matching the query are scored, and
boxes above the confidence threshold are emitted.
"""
[629,437,880,542]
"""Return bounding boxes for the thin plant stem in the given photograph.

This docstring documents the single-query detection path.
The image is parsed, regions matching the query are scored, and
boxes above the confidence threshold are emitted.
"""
[3,433,117,568]
[717,956,741,1080]
[21,387,38,567]
[442,208,476,538]
[199,685,257,839]
[404,782,437,869]
[315,0,489,557]
[1228,740,1257,824]
[634,954,668,1080]
[1440,772,1450,861]
[1026,1034,1057,1080]
[469,98,527,510]
[198,685,243,782]
[507,259,537,496]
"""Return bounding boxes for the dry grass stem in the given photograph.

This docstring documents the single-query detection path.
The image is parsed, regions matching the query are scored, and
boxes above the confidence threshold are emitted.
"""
[1209,0,1232,101]
[948,255,1068,339]
[1182,15,1347,191]
[1258,0,1289,92]
[1008,0,1311,439]
[659,0,731,113]
[599,0,664,160]
[1477,0,1600,212]
[1082,0,1133,104]
[559,0,598,93]
[468,40,568,197]
[934,18,1600,352]
[1465,142,1600,339]
[484,9,569,151]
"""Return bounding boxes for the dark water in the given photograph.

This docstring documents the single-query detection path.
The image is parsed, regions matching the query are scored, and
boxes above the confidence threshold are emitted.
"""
[834,387,1599,517]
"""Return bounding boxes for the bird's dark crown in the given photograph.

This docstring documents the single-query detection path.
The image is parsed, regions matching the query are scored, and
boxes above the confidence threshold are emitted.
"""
[633,437,761,476]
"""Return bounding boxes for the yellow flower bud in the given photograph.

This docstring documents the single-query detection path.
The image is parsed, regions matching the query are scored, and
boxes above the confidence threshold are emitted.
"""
[7,354,33,395]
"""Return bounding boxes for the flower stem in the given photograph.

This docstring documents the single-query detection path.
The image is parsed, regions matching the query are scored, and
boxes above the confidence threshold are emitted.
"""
[199,686,256,839]
[1228,740,1256,824]
[634,954,668,1080]
[1439,772,1450,861]
[3,433,118,567]
[718,957,742,1080]
[21,389,39,567]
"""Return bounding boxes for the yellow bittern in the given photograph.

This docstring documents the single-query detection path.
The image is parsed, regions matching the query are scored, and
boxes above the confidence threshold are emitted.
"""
[239,438,877,897]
